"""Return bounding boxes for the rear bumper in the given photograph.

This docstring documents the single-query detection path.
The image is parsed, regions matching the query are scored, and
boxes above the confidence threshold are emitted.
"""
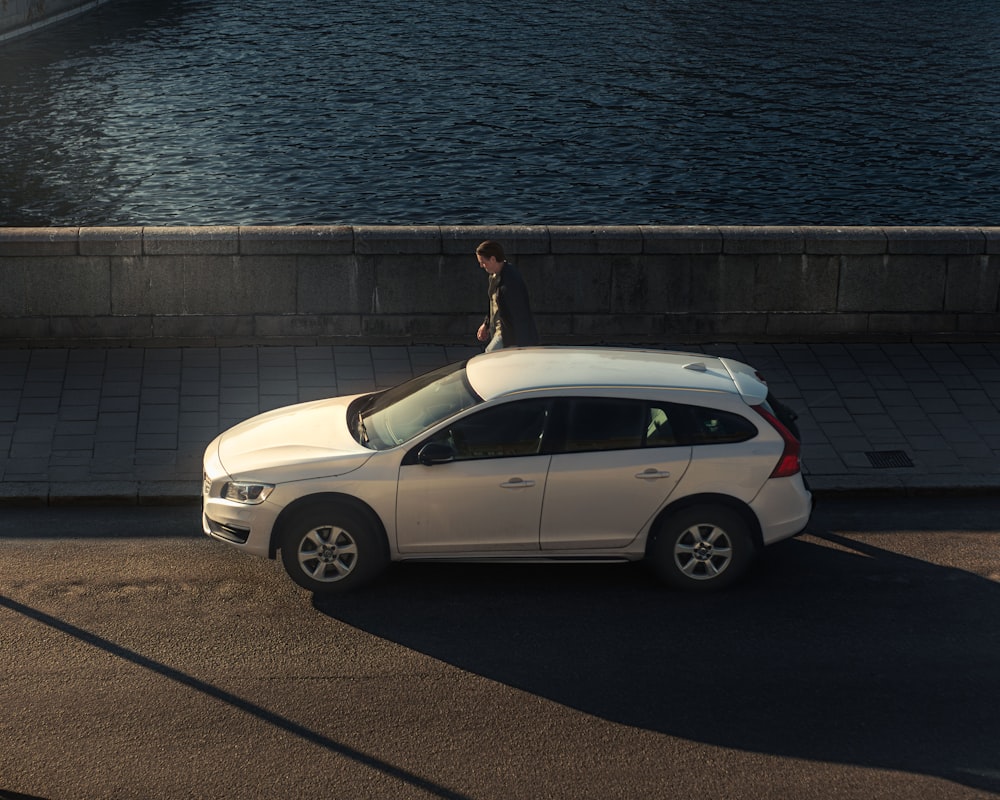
[751,474,813,546]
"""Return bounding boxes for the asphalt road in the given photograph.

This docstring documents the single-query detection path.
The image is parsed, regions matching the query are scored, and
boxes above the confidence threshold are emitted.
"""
[1,498,999,800]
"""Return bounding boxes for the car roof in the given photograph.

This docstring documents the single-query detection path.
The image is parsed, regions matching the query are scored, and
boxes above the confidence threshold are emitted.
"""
[465,347,768,404]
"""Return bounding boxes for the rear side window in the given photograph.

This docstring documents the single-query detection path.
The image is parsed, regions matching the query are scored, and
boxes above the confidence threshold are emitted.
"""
[682,406,758,444]
[549,398,757,454]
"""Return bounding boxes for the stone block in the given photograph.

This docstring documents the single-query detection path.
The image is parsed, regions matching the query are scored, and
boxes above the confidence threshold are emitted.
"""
[765,312,870,339]
[839,255,946,312]
[24,256,110,315]
[687,255,757,313]
[539,254,613,313]
[404,314,470,339]
[254,314,362,338]
[0,258,27,314]
[297,255,373,314]
[369,254,478,315]
[884,227,985,255]
[957,312,1000,334]
[181,255,297,315]
[984,229,1000,254]
[754,254,839,312]
[640,226,722,254]
[355,225,441,255]
[868,312,958,335]
[239,225,353,256]
[49,315,154,341]
[610,254,698,314]
[662,312,769,340]
[152,314,255,340]
[945,255,999,312]
[112,256,186,314]
[568,313,666,341]
[0,316,49,341]
[143,226,239,256]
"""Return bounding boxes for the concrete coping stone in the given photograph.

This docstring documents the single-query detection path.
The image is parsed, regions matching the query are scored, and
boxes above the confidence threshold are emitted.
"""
[640,225,723,254]
[2,225,999,259]
[884,226,986,255]
[800,226,887,255]
[238,225,354,255]
[980,227,1000,255]
[143,226,239,256]
[354,225,442,255]
[718,226,804,255]
[79,226,143,256]
[0,227,80,256]
[548,225,644,254]
[440,225,551,256]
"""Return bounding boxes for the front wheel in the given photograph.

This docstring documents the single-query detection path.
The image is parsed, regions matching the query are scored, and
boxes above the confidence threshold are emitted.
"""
[647,506,755,591]
[279,504,388,595]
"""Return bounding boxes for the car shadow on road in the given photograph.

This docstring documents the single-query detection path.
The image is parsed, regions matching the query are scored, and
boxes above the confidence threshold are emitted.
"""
[315,509,1000,795]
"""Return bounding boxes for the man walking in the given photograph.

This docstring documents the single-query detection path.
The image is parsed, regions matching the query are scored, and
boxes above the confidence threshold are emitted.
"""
[475,240,540,351]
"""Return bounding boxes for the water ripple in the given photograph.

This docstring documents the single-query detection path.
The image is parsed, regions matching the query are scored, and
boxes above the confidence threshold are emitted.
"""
[1,0,999,226]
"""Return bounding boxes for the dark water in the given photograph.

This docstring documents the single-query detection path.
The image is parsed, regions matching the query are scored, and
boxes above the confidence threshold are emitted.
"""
[1,0,999,227]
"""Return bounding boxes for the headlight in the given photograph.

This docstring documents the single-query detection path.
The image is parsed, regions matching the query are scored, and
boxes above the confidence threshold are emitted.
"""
[222,482,275,505]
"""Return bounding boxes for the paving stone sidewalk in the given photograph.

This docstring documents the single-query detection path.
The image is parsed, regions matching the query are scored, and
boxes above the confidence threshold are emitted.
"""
[2,342,999,505]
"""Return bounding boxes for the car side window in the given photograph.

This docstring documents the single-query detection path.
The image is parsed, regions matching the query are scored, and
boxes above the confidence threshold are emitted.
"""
[684,406,758,444]
[645,404,679,447]
[426,399,551,460]
[563,398,646,453]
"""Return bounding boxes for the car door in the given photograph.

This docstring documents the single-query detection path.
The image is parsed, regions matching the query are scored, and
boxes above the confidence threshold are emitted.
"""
[540,398,691,550]
[395,399,553,553]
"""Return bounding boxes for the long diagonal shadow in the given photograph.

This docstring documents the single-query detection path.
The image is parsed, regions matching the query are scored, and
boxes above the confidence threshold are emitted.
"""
[317,525,1000,795]
[0,593,471,800]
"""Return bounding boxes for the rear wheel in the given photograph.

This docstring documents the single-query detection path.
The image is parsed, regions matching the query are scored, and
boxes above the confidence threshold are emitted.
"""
[279,504,388,594]
[647,506,755,591]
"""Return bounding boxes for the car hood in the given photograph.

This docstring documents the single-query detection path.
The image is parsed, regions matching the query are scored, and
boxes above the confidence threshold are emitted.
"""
[217,395,373,479]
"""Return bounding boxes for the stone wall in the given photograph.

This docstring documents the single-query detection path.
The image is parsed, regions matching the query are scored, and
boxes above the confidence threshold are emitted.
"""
[1,225,998,347]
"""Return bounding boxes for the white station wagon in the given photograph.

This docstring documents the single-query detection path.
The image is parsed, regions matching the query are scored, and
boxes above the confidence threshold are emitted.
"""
[202,347,812,594]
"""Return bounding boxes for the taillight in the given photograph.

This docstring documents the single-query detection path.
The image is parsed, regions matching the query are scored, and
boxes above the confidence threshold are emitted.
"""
[752,404,801,478]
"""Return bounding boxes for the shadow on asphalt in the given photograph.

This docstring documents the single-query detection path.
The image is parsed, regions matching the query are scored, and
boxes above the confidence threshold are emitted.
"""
[315,498,1000,795]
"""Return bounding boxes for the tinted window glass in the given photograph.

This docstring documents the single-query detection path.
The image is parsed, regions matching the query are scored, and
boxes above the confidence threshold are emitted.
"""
[685,406,758,444]
[427,399,551,460]
[564,398,646,453]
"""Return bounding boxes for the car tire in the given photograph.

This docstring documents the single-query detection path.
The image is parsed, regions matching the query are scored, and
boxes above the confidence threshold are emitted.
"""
[279,504,388,595]
[647,506,755,591]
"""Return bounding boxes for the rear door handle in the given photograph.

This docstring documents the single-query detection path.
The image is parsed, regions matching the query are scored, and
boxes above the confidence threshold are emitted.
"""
[635,469,671,480]
[501,477,535,489]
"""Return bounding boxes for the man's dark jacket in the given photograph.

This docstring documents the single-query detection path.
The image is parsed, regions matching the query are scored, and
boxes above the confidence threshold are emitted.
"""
[483,261,540,346]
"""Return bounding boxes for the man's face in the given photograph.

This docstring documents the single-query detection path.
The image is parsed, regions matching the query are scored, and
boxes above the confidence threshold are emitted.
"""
[477,255,503,274]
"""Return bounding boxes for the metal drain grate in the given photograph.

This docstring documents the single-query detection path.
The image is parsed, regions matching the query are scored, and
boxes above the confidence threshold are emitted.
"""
[865,450,914,469]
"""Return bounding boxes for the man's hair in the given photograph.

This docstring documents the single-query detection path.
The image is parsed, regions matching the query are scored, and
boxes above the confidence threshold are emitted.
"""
[475,240,505,262]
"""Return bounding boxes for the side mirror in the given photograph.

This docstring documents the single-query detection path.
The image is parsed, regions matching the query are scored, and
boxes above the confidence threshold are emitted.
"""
[417,442,456,466]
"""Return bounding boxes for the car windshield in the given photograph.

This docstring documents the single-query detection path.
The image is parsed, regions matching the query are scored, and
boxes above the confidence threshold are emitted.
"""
[354,360,481,450]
